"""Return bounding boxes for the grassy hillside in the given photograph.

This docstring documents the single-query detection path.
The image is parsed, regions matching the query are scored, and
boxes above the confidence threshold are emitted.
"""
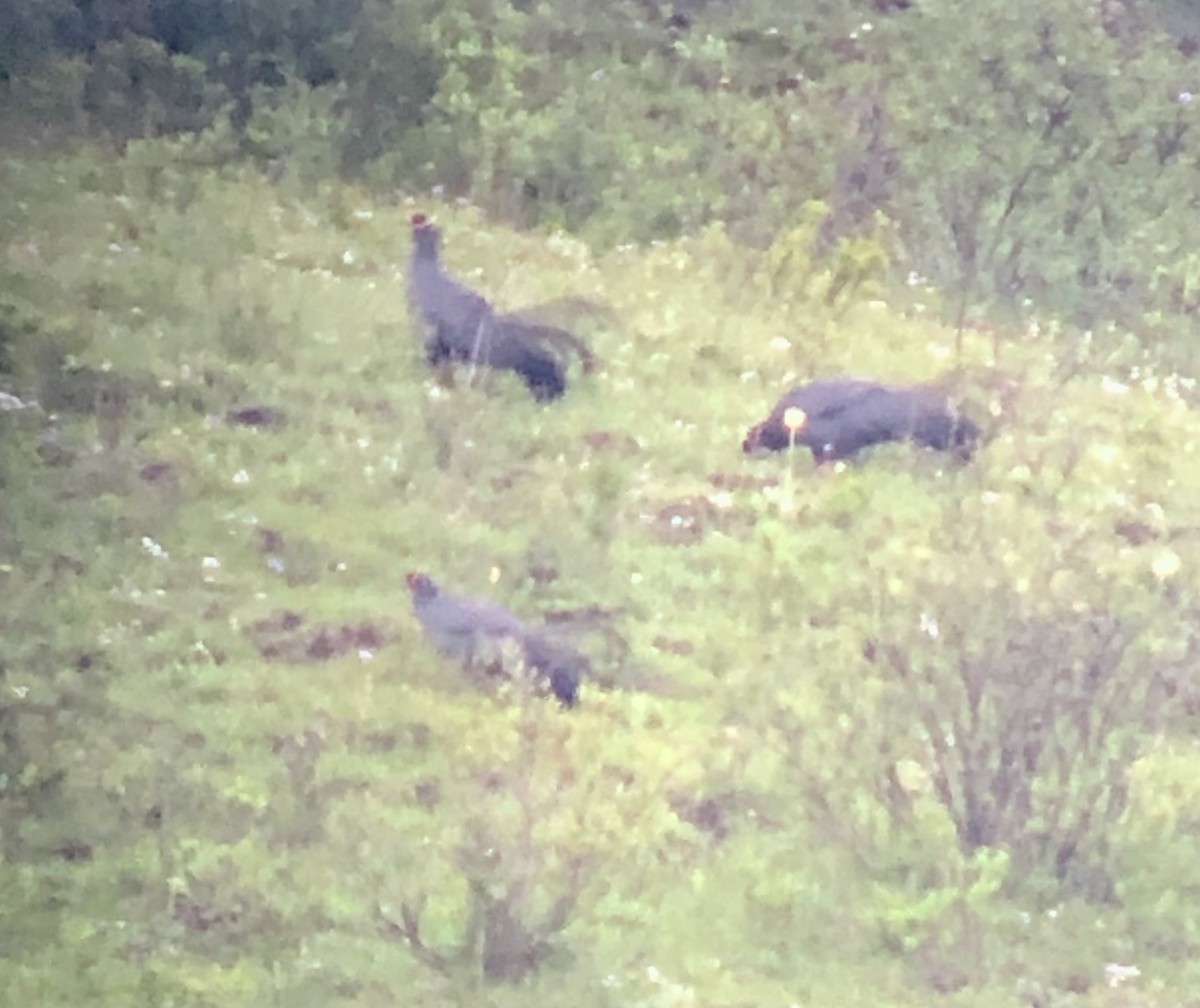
[4,135,1200,1006]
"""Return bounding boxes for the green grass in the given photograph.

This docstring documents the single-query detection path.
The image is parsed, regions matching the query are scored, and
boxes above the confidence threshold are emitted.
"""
[3,135,1200,1007]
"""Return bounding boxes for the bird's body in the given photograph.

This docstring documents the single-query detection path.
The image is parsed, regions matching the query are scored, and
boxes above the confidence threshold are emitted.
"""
[407,571,526,666]
[407,215,593,401]
[406,572,585,706]
[408,230,491,342]
[743,377,980,461]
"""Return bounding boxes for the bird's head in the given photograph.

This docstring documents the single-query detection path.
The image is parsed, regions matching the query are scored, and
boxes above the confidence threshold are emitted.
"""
[743,420,794,453]
[410,213,440,258]
[406,571,438,599]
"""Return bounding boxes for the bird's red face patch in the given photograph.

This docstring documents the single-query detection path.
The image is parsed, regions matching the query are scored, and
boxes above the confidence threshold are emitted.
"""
[410,213,430,230]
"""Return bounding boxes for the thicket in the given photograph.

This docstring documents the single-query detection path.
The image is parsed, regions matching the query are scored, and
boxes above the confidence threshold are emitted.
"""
[6,0,1200,350]
[5,1,1200,1006]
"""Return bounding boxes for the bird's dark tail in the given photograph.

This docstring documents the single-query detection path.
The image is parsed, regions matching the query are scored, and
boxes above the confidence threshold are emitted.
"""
[510,341,567,400]
[524,323,596,375]
[504,297,618,332]
[492,316,596,400]
[522,630,588,706]
[911,409,981,455]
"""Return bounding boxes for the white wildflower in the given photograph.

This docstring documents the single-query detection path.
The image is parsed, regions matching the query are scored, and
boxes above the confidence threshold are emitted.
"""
[1104,963,1140,987]
[141,536,168,559]
[1151,551,1182,581]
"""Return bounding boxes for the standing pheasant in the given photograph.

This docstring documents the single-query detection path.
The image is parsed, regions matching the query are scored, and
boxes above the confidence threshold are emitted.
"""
[407,214,594,401]
[406,571,587,706]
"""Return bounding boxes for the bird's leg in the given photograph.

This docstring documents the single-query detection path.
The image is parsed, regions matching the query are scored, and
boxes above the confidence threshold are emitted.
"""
[810,447,846,479]
[424,333,451,365]
[466,317,490,390]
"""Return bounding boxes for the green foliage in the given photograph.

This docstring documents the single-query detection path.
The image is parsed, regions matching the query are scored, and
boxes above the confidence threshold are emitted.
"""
[878,0,1200,344]
[329,0,444,180]
[232,78,349,183]
[6,114,1200,1008]
[1113,745,1200,956]
[82,36,218,141]
[7,0,1200,368]
[0,0,78,80]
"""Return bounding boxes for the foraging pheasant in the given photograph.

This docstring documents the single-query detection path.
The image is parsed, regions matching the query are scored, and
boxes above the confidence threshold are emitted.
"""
[406,571,587,706]
[743,377,980,461]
